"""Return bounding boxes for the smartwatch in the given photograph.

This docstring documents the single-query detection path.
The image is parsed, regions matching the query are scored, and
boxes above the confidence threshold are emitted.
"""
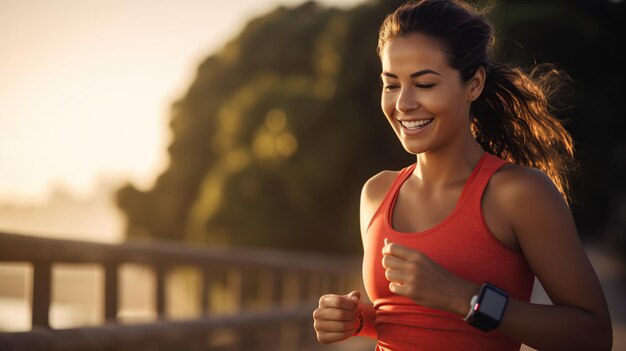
[463,282,509,332]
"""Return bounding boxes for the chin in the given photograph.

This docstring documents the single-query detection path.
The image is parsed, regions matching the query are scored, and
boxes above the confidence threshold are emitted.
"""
[399,141,428,155]
[392,119,437,156]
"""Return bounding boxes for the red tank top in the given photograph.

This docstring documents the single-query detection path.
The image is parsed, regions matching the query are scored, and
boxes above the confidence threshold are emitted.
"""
[362,151,535,351]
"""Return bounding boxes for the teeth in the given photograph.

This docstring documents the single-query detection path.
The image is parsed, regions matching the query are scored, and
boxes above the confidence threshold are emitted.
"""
[401,118,433,129]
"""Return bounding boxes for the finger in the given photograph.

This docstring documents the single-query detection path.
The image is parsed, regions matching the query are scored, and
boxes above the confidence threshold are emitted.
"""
[389,281,409,296]
[384,268,408,284]
[319,294,358,310]
[383,241,423,262]
[316,330,356,344]
[313,319,356,333]
[381,254,409,270]
[313,308,356,321]
[345,290,361,304]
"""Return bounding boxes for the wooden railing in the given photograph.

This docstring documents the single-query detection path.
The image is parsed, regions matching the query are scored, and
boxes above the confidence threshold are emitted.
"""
[0,231,362,350]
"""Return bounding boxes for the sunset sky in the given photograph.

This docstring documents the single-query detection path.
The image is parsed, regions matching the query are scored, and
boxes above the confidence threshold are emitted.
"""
[0,0,366,206]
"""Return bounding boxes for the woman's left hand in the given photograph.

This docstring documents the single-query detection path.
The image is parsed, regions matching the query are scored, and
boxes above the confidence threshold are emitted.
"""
[382,238,479,315]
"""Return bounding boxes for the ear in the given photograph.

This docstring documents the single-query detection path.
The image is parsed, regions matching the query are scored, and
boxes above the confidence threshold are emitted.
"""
[466,66,486,102]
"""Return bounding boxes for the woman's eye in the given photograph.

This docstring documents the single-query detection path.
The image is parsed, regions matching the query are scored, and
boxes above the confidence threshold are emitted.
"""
[380,83,434,91]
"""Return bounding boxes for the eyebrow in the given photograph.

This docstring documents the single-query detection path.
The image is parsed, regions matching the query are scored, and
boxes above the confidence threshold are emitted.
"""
[380,69,442,79]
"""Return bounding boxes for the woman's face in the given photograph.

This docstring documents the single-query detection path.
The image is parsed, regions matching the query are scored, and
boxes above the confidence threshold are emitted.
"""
[380,32,478,155]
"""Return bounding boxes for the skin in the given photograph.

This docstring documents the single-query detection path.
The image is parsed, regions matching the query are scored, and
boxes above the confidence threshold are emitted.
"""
[313,32,613,349]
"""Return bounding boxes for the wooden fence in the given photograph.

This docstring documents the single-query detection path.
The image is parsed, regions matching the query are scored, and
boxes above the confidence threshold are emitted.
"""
[0,231,362,351]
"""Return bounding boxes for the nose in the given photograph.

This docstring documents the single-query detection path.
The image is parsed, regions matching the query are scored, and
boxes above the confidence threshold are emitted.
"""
[395,87,419,113]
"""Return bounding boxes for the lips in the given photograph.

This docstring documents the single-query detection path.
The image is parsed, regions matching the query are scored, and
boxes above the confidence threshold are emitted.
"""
[399,118,433,129]
[397,117,434,136]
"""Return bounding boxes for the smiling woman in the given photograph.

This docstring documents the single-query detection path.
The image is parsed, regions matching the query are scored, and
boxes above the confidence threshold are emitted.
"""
[379,33,475,159]
[312,0,613,350]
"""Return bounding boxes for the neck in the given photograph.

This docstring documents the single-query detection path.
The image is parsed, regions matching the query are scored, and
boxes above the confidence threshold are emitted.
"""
[413,134,485,188]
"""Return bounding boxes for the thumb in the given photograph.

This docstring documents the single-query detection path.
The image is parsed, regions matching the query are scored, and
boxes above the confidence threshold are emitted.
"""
[345,290,361,305]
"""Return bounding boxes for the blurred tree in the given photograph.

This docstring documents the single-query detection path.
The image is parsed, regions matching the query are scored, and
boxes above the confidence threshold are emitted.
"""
[116,0,625,256]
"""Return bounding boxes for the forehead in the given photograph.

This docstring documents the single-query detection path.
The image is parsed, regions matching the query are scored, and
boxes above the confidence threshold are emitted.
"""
[380,32,450,73]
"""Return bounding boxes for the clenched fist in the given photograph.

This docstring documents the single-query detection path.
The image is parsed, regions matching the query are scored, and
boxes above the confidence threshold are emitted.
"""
[312,291,363,344]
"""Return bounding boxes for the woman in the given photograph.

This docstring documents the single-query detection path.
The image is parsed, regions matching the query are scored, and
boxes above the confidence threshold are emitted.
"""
[312,0,613,350]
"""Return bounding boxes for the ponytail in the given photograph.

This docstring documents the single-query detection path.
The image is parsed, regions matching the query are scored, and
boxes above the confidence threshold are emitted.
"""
[471,62,578,205]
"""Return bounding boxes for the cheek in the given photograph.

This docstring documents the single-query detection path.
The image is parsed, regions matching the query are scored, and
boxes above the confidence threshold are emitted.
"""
[381,93,396,118]
[422,96,446,115]
[423,88,464,116]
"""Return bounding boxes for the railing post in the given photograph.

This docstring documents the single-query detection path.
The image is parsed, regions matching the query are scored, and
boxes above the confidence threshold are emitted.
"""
[255,269,281,349]
[32,261,51,328]
[271,269,283,307]
[296,271,319,349]
[155,265,167,319]
[320,272,332,295]
[308,272,322,303]
[226,268,243,351]
[104,263,119,322]
[226,268,242,313]
[331,273,343,294]
[201,267,211,314]
[228,268,264,351]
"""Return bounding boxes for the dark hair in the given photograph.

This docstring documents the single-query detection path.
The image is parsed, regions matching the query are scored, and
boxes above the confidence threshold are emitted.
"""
[378,0,578,205]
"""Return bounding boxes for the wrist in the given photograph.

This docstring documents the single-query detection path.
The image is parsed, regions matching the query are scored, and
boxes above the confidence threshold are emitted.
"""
[355,302,378,339]
[452,280,481,316]
[354,310,364,335]
[463,282,509,332]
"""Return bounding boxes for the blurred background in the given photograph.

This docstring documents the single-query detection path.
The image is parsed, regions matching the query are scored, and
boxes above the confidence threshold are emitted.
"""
[1,0,624,349]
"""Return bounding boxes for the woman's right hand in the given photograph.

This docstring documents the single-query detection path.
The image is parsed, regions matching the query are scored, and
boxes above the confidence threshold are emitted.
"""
[312,290,362,344]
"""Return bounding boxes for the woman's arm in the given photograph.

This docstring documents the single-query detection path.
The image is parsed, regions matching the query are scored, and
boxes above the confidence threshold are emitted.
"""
[451,166,612,350]
[355,171,396,340]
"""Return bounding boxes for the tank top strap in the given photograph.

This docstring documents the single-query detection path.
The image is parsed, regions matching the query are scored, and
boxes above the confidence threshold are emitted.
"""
[464,152,511,208]
[365,164,417,233]
[386,164,417,206]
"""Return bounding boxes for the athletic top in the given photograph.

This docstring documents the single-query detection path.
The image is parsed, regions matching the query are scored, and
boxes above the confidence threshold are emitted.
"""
[361,151,535,351]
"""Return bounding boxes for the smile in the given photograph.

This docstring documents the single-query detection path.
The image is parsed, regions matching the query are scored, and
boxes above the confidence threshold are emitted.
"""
[399,118,433,130]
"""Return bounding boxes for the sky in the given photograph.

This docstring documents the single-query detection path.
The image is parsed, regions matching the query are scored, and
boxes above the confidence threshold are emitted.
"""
[0,0,367,206]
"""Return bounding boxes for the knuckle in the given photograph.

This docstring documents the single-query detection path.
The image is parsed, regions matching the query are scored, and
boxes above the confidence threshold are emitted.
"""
[340,310,352,320]
[409,253,422,264]
[320,294,339,307]
[405,282,417,292]
[406,262,419,272]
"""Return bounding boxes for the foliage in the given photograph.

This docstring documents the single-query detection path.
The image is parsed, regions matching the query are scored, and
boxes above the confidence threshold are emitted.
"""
[116,0,625,255]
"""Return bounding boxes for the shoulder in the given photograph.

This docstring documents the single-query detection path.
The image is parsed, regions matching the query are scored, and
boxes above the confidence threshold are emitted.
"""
[361,170,398,203]
[488,162,570,236]
[489,162,564,207]
[359,170,399,236]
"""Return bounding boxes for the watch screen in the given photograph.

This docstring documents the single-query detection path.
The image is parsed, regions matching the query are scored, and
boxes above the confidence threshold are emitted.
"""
[481,289,507,319]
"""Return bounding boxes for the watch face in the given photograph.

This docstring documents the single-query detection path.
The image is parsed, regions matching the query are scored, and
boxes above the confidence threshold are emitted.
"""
[480,288,508,319]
